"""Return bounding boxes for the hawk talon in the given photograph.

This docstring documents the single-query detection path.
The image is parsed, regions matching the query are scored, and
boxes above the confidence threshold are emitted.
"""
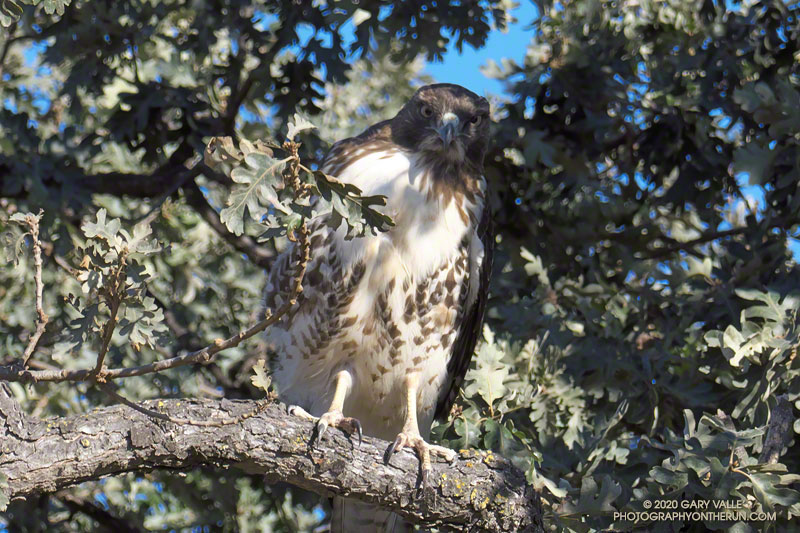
[314,419,329,443]
[354,419,363,447]
[384,434,402,461]
[287,404,315,420]
[265,84,493,531]
[311,409,362,447]
[384,431,456,490]
[417,468,429,493]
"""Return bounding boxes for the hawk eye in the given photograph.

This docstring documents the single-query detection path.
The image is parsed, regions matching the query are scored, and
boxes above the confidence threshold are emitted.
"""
[470,115,482,126]
[420,104,434,118]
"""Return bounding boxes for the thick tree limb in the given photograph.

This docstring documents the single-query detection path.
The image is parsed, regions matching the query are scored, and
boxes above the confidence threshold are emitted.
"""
[759,395,794,464]
[0,389,544,532]
[77,170,187,198]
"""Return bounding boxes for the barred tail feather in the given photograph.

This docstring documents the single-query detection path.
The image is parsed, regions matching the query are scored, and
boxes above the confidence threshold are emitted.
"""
[331,497,410,533]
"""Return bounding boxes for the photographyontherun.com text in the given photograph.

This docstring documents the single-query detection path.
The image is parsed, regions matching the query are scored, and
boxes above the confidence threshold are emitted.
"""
[614,498,776,524]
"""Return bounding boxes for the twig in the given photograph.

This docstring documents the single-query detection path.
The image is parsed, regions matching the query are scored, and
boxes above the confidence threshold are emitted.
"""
[91,253,128,380]
[223,73,256,134]
[183,181,275,268]
[644,219,795,260]
[51,251,80,277]
[645,227,751,259]
[98,382,270,427]
[133,164,202,226]
[0,220,310,384]
[21,211,49,368]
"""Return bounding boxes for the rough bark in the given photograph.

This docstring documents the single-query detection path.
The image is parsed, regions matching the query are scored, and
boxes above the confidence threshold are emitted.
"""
[0,387,544,532]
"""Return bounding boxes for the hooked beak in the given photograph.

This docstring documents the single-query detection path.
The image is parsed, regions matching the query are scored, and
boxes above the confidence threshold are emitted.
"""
[436,112,459,147]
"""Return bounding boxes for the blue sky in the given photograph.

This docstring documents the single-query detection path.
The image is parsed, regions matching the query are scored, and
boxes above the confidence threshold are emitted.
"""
[10,1,800,258]
[424,2,539,97]
[421,2,800,259]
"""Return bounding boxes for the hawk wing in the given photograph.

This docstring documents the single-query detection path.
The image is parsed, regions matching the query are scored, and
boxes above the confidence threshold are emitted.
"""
[434,197,494,421]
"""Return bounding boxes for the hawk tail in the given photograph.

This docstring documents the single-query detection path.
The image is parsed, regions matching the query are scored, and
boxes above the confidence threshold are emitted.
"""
[331,497,410,533]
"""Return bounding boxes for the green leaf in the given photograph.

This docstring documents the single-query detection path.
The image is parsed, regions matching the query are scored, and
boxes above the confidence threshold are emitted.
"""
[0,0,22,27]
[204,136,244,170]
[0,225,27,266]
[741,469,800,511]
[563,475,622,515]
[464,327,510,408]
[351,8,371,26]
[125,223,161,255]
[733,144,776,186]
[483,419,533,473]
[453,415,482,449]
[118,297,167,349]
[41,0,69,15]
[650,466,689,490]
[220,153,289,236]
[312,170,393,238]
[520,247,550,286]
[82,208,124,250]
[522,130,557,167]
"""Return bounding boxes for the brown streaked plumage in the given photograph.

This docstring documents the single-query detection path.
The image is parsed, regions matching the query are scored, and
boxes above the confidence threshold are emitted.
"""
[263,83,493,532]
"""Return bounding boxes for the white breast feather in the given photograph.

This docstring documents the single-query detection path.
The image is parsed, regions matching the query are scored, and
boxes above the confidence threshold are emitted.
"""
[267,149,484,440]
[326,150,473,278]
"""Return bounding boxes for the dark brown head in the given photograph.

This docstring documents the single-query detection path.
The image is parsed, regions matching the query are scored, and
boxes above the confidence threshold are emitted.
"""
[391,83,490,168]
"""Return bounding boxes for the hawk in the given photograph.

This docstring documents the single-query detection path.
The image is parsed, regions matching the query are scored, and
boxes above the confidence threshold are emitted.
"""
[263,83,493,532]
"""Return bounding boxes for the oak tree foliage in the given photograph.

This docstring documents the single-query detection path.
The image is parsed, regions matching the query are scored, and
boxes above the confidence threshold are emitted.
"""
[1,0,799,531]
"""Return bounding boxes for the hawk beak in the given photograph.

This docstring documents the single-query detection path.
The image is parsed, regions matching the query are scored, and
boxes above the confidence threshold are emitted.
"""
[436,113,459,147]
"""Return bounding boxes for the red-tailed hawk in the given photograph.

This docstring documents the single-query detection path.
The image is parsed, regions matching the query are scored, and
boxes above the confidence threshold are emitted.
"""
[263,83,493,532]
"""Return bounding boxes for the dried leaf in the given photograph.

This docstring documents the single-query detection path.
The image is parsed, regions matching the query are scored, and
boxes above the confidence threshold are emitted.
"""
[251,359,272,393]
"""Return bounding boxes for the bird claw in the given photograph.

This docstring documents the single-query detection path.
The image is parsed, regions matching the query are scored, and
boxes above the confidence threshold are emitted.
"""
[385,431,456,491]
[315,418,329,442]
[287,404,315,420]
[310,409,362,447]
[287,405,361,446]
[354,419,363,448]
[384,433,404,460]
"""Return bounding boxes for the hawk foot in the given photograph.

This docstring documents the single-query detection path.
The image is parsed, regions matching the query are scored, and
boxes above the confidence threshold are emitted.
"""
[287,405,362,447]
[384,431,457,490]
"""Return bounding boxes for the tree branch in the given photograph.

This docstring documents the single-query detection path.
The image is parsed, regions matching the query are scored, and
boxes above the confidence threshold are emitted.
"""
[0,222,307,384]
[759,394,794,464]
[0,389,544,532]
[183,180,275,268]
[644,227,750,259]
[20,212,48,367]
[0,162,195,200]
[77,170,189,198]
[92,253,127,379]
[2,157,275,270]
[54,490,142,533]
[223,72,256,134]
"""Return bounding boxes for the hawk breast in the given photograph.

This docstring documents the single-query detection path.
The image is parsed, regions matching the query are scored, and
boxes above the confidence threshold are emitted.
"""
[264,141,491,439]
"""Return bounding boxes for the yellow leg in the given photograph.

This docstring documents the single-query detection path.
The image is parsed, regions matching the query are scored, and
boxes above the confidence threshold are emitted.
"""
[385,374,456,488]
[328,370,351,412]
[288,370,362,445]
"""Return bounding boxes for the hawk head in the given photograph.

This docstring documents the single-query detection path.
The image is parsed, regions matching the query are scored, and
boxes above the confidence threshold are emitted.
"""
[392,83,490,168]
